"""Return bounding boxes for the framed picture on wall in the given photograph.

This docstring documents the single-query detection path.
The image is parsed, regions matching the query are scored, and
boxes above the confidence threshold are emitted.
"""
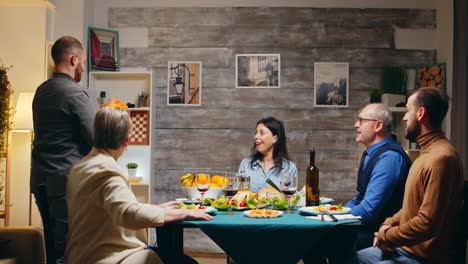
[314,62,349,108]
[44,41,54,80]
[236,54,280,88]
[88,27,120,72]
[415,62,446,91]
[167,61,202,106]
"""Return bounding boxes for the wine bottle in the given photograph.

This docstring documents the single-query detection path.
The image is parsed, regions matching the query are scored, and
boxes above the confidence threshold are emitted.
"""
[306,150,320,206]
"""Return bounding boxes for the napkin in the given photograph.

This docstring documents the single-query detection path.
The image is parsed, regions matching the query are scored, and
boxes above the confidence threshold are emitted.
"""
[306,214,362,222]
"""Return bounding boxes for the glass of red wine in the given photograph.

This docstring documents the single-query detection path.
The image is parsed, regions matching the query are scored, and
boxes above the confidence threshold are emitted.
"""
[195,173,210,205]
[280,175,298,214]
[222,175,239,215]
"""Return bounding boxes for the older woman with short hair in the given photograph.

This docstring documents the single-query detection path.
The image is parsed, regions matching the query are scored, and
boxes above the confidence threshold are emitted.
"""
[65,107,212,264]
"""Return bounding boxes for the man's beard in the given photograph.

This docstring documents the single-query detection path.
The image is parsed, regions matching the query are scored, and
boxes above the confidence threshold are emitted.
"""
[405,121,421,141]
[74,68,82,82]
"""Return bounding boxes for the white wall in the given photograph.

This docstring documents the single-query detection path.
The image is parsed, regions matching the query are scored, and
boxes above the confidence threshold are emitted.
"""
[0,6,47,104]
[0,4,50,226]
[436,0,453,137]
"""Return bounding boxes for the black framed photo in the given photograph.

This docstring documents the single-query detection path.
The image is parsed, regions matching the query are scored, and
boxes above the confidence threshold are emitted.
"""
[88,27,120,72]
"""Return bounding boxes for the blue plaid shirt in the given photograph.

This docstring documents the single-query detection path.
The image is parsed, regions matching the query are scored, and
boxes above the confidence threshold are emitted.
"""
[238,157,298,193]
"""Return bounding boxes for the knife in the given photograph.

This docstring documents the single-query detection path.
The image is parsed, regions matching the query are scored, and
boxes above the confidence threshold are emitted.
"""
[326,210,338,222]
[266,179,282,194]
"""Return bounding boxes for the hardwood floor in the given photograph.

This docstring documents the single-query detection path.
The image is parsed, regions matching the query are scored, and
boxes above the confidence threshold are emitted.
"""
[187,252,227,264]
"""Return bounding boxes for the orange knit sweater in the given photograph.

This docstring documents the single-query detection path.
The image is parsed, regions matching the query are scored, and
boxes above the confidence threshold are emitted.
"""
[379,129,464,263]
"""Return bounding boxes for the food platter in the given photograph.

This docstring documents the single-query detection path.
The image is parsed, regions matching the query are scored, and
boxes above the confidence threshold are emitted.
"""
[213,204,268,211]
[243,209,283,218]
[298,205,351,216]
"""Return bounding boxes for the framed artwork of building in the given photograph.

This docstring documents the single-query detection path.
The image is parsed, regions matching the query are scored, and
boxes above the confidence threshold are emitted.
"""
[88,27,120,72]
[236,54,280,88]
[167,61,202,106]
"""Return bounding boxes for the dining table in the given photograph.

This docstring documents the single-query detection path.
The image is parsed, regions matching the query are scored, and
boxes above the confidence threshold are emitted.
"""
[155,209,361,264]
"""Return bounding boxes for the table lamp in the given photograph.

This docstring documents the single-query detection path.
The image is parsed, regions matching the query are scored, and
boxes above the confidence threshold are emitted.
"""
[12,92,34,132]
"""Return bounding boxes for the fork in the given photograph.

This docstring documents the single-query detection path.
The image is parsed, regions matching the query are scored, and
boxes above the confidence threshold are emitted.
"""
[326,210,338,222]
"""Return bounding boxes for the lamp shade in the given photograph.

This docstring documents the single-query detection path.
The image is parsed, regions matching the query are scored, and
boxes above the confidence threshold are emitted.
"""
[12,92,34,132]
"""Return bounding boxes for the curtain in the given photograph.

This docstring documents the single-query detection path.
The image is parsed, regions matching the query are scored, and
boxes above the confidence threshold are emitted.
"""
[452,0,468,179]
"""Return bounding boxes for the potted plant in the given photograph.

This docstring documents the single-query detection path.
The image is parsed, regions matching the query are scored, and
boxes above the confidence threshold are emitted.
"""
[369,88,383,103]
[126,163,138,177]
[380,65,407,107]
[0,64,12,207]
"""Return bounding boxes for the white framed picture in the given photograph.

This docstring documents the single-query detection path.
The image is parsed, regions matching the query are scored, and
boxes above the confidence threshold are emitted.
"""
[236,54,280,88]
[314,62,349,107]
[167,61,202,106]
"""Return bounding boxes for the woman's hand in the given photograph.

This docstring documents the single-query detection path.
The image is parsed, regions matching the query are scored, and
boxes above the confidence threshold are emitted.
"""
[163,208,214,223]
[158,201,180,208]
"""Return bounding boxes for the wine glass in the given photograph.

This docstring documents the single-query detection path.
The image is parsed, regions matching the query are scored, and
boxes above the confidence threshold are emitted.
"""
[195,173,210,204]
[280,175,298,214]
[222,174,239,215]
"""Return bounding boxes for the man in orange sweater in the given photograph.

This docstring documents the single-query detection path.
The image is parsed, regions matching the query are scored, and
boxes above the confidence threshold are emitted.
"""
[357,87,464,264]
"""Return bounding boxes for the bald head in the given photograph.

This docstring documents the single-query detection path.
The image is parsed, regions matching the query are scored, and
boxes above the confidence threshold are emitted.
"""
[362,103,393,133]
[51,36,84,65]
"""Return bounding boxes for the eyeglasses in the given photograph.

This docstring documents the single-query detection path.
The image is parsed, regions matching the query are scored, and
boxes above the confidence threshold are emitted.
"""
[356,117,381,124]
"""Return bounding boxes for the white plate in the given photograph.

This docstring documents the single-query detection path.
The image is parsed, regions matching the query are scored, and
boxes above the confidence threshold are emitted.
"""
[172,205,217,215]
[298,206,351,216]
[202,206,217,215]
[243,209,283,218]
[320,197,335,204]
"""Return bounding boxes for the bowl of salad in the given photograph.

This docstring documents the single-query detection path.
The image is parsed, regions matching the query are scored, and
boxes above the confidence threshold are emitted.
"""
[269,195,301,211]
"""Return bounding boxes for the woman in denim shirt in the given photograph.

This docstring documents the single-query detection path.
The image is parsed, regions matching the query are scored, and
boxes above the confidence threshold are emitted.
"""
[238,117,298,193]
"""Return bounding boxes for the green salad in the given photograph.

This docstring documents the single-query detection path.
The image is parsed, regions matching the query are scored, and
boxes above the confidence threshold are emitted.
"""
[269,195,300,210]
[203,195,265,209]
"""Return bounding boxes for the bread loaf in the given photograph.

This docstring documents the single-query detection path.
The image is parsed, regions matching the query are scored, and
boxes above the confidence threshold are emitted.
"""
[258,186,281,200]
[232,190,257,203]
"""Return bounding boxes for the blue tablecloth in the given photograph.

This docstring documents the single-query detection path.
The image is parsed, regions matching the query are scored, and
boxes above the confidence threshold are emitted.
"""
[186,212,359,264]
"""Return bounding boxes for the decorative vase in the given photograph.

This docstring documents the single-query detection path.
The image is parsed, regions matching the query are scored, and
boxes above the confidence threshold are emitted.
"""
[127,168,137,177]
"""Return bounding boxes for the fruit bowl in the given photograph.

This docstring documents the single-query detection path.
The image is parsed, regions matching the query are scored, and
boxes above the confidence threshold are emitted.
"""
[182,187,224,200]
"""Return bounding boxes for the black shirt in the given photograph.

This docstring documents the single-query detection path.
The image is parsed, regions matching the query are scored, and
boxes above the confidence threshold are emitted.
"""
[31,72,98,195]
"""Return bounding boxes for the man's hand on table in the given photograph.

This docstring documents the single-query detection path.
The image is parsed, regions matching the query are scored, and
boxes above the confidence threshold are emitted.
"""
[373,224,394,253]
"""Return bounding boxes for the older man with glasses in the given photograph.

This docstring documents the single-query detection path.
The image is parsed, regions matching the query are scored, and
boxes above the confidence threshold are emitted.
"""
[304,103,412,264]
[346,103,412,251]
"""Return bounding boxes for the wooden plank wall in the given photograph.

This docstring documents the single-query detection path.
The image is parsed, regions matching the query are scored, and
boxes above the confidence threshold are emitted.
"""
[109,7,436,253]
[109,6,436,204]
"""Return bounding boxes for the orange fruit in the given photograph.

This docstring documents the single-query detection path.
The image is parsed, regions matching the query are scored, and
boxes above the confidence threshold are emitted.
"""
[220,177,229,187]
[210,183,219,188]
[196,173,210,185]
[211,175,221,184]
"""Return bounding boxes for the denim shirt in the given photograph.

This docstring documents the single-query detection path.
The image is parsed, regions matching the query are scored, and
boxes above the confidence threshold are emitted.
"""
[238,157,298,193]
[346,137,410,225]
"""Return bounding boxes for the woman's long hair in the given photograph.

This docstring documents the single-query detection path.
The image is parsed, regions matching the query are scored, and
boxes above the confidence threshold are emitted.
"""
[249,117,291,174]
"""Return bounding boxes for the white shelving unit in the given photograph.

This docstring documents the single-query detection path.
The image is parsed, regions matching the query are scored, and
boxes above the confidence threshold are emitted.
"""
[89,71,152,202]
[389,107,420,161]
